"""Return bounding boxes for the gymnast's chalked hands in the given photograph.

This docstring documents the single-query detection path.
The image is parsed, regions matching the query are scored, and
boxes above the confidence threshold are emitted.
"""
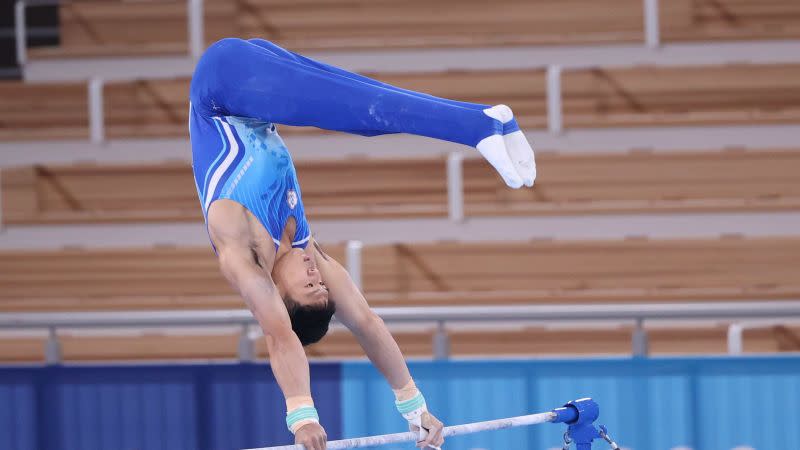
[295,422,327,450]
[411,411,445,450]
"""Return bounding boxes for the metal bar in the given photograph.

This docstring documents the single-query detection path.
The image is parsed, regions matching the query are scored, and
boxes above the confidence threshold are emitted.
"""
[644,0,661,48]
[345,240,363,290]
[88,77,105,143]
[15,0,27,66]
[446,152,464,222]
[188,0,205,61]
[3,301,800,329]
[546,65,563,133]
[245,411,556,450]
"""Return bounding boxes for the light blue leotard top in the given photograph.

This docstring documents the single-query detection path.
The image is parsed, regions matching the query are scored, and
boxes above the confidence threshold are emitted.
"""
[189,104,310,251]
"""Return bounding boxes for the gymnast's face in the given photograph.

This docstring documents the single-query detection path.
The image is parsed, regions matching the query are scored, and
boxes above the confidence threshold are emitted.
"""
[273,248,329,306]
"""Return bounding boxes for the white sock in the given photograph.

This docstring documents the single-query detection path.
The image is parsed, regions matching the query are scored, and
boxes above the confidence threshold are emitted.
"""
[483,104,536,187]
[504,130,536,187]
[475,134,523,189]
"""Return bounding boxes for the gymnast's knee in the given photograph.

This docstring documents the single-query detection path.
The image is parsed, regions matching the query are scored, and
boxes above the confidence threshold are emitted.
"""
[202,38,253,64]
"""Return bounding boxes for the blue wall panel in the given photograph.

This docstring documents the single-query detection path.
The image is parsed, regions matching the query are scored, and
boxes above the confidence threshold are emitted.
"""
[0,375,36,450]
[0,363,342,450]
[342,356,800,450]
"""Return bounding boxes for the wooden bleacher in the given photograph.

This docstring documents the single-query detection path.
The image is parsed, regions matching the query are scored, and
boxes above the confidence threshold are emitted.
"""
[662,0,800,42]
[3,63,800,141]
[0,81,88,141]
[26,0,800,59]
[561,64,800,128]
[1,237,798,312]
[2,323,798,362]
[3,149,799,224]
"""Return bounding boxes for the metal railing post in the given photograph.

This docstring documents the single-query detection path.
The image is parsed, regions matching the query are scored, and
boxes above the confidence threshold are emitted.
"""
[45,327,62,364]
[546,65,563,134]
[447,152,464,222]
[0,171,4,233]
[188,0,205,61]
[727,323,744,355]
[631,318,649,357]
[88,77,105,143]
[238,324,255,362]
[346,240,363,290]
[644,0,661,48]
[433,321,450,360]
[15,1,27,66]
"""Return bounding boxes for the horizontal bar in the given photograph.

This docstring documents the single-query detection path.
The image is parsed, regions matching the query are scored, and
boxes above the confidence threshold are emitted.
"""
[1,301,799,329]
[245,411,556,450]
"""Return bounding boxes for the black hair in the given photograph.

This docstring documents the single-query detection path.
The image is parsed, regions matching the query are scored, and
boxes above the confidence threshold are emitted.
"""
[283,296,336,346]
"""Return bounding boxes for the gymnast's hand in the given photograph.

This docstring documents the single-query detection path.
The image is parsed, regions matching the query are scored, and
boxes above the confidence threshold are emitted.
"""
[295,422,328,450]
[412,411,445,449]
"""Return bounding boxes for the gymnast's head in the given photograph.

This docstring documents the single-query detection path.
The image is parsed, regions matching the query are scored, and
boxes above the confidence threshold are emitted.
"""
[272,248,335,346]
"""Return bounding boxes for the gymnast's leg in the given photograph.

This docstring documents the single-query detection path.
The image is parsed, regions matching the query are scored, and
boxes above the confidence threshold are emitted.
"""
[191,38,534,188]
[243,39,535,185]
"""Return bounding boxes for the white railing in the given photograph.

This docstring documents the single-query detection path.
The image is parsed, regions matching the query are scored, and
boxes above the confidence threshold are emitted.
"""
[187,0,204,61]
[2,301,799,363]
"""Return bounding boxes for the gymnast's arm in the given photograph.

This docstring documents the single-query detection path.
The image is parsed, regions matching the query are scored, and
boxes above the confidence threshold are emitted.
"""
[310,240,445,448]
[309,240,412,388]
[217,245,312,399]
[208,208,326,449]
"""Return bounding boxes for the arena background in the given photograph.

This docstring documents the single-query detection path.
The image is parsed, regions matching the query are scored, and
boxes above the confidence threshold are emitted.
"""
[1,1,800,449]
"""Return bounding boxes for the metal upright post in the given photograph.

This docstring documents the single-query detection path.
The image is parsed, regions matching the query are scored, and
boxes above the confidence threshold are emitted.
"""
[345,240,363,290]
[433,321,450,360]
[644,0,661,48]
[88,77,105,143]
[447,152,464,222]
[238,324,255,362]
[546,65,563,134]
[631,318,649,357]
[45,327,62,364]
[0,171,4,233]
[188,0,205,61]
[15,1,27,66]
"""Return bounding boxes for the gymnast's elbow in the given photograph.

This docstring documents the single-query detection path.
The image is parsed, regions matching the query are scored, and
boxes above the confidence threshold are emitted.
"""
[350,309,386,337]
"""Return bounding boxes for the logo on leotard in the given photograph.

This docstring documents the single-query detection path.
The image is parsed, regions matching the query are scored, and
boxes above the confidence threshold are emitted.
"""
[287,190,298,210]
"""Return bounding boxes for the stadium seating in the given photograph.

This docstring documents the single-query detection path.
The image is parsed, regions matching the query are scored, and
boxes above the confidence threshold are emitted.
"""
[3,63,800,141]
[25,0,800,59]
[0,81,88,141]
[1,237,798,312]
[662,0,800,42]
[4,0,800,366]
[2,323,797,362]
[27,1,236,58]
[4,149,798,224]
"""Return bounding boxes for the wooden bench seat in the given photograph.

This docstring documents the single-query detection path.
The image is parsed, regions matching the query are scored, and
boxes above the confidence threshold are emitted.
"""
[4,149,799,224]
[26,0,800,59]
[5,63,800,140]
[1,237,798,312]
[29,0,644,59]
[3,323,797,362]
[662,0,800,42]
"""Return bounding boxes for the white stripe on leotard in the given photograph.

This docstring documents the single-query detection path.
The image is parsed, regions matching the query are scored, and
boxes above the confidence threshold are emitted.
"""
[204,118,240,211]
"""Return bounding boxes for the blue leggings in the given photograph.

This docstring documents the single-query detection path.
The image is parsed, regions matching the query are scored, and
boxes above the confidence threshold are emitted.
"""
[189,38,519,148]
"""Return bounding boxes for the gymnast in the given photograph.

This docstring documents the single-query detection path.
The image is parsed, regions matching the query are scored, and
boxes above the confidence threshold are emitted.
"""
[188,38,536,450]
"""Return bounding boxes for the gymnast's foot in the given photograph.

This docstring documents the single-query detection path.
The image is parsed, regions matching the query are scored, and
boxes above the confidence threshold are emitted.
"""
[477,105,536,189]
